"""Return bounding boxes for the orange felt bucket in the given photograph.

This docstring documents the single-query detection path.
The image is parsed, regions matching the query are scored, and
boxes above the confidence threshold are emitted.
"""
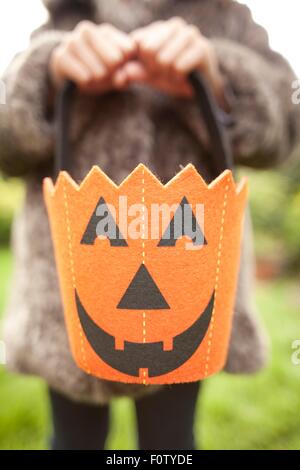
[44,72,248,385]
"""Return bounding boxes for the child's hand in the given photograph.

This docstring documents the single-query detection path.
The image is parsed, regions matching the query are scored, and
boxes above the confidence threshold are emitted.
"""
[129,18,225,103]
[49,21,136,93]
[49,18,225,106]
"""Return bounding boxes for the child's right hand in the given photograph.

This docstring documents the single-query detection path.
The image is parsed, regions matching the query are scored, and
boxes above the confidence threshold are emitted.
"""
[49,21,136,94]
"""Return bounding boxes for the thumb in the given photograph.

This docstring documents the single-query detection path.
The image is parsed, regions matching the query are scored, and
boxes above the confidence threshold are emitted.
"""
[121,61,149,83]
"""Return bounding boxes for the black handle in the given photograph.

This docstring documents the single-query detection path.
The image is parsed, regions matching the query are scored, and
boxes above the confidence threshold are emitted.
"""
[54,71,233,179]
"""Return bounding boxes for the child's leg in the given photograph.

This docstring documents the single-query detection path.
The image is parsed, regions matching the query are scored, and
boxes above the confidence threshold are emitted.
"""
[48,388,110,450]
[135,382,201,450]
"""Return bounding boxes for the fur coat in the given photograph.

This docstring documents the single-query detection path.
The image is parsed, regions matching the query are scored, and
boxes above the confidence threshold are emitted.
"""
[1,0,299,404]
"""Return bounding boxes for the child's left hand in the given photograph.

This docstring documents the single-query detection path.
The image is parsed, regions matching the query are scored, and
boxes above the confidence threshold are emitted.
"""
[127,17,225,105]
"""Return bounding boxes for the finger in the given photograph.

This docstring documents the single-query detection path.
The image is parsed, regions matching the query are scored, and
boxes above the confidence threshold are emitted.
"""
[57,51,92,85]
[112,67,130,89]
[131,22,161,42]
[133,18,185,70]
[130,17,185,42]
[175,41,208,75]
[121,61,149,82]
[132,22,165,70]
[122,61,185,96]
[158,27,199,71]
[132,18,184,50]
[132,21,166,50]
[121,59,192,97]
[174,39,225,100]
[143,18,185,52]
[68,38,106,79]
[105,27,136,59]
[85,27,124,70]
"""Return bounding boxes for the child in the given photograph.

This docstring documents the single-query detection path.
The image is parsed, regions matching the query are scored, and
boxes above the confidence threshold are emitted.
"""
[1,0,299,450]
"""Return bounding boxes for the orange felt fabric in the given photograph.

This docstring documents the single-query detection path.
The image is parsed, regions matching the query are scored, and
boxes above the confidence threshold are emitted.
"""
[43,163,248,385]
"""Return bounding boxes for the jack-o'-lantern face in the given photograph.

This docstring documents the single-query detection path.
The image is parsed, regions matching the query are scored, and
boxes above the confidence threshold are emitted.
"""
[44,164,248,384]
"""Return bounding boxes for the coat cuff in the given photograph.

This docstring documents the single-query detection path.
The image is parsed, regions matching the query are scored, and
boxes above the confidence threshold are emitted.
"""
[212,38,292,168]
[0,31,66,175]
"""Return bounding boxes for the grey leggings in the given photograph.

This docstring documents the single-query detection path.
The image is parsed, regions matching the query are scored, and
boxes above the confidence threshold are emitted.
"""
[49,381,201,450]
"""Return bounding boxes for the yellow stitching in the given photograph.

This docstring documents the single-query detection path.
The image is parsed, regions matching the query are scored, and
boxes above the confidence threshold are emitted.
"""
[204,182,230,377]
[63,183,90,374]
[142,312,146,344]
[141,168,147,384]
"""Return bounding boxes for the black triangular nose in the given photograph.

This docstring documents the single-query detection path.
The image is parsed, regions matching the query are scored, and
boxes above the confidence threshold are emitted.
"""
[117,264,170,310]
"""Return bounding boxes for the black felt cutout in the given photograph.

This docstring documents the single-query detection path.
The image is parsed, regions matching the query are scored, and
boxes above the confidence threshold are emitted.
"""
[76,289,215,377]
[81,196,127,246]
[117,264,170,310]
[158,196,207,247]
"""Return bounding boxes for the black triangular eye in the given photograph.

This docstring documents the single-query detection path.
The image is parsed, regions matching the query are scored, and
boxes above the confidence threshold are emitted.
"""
[81,197,128,247]
[158,196,207,247]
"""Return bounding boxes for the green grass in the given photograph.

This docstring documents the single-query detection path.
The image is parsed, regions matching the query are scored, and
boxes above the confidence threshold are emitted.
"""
[1,246,300,450]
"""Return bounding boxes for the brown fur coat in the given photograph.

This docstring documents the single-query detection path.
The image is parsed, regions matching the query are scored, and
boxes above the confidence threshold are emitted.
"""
[1,0,299,404]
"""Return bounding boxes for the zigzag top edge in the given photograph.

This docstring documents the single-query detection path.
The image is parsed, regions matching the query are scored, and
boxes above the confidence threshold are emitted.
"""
[43,163,247,197]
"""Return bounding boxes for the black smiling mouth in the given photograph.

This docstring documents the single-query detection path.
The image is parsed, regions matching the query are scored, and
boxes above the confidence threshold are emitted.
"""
[75,290,215,378]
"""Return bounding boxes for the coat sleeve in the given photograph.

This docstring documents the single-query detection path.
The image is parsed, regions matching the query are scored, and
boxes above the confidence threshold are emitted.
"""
[214,2,300,168]
[0,30,66,176]
[177,1,300,169]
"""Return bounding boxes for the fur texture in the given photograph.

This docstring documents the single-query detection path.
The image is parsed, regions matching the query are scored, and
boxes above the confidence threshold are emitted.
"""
[1,0,299,403]
[43,0,95,16]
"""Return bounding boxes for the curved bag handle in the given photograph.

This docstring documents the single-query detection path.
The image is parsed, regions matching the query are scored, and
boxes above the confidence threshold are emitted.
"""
[54,71,233,179]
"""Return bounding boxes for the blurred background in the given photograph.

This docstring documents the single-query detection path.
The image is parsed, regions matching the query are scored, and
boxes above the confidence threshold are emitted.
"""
[0,0,300,450]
